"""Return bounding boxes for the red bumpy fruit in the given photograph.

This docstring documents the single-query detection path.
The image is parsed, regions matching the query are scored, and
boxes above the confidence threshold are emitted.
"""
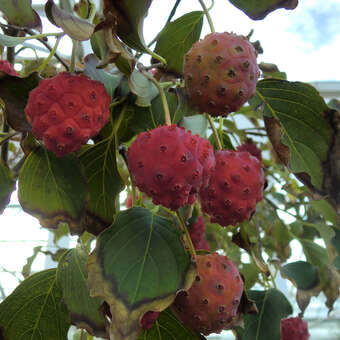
[25,72,110,157]
[189,216,210,251]
[200,150,264,227]
[0,60,19,76]
[127,125,215,210]
[281,317,310,340]
[140,311,160,330]
[171,253,243,335]
[183,32,260,117]
[237,138,262,162]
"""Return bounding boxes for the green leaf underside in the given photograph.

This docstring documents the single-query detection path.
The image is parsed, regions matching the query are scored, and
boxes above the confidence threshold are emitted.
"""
[154,11,203,74]
[300,239,330,268]
[0,161,15,214]
[57,247,107,337]
[87,207,196,340]
[138,309,200,340]
[109,0,152,52]
[331,227,340,270]
[252,79,332,190]
[0,269,70,340]
[84,54,122,97]
[229,0,298,20]
[281,261,319,290]
[18,147,88,233]
[0,0,41,30]
[310,200,338,225]
[45,0,94,41]
[79,137,124,233]
[237,289,292,340]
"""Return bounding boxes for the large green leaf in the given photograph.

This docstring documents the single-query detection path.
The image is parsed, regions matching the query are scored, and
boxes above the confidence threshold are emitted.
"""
[57,247,108,338]
[235,289,292,340]
[0,0,42,30]
[300,239,329,268]
[138,309,200,340]
[18,146,88,234]
[153,11,203,74]
[87,207,196,340]
[310,199,338,225]
[331,227,340,270]
[281,261,319,290]
[0,73,40,132]
[251,79,332,190]
[79,137,124,235]
[103,0,152,52]
[228,0,298,20]
[0,161,15,214]
[0,269,70,340]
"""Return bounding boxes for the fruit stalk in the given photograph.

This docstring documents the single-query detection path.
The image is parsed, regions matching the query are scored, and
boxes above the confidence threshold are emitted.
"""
[198,0,215,33]
[176,211,197,260]
[207,114,222,150]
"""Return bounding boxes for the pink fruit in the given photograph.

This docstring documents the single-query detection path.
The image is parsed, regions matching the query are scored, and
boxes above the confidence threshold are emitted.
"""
[237,138,262,162]
[189,216,210,251]
[172,253,243,335]
[281,317,310,340]
[199,150,264,226]
[0,60,19,76]
[25,72,110,157]
[127,125,215,210]
[140,311,160,331]
[183,32,260,117]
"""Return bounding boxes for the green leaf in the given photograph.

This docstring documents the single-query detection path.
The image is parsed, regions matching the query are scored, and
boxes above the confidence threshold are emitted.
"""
[300,239,330,268]
[138,309,200,340]
[0,161,15,214]
[153,11,203,74]
[311,223,336,246]
[331,227,340,270]
[251,79,332,190]
[57,247,107,338]
[45,0,94,41]
[84,53,122,98]
[236,289,292,340]
[87,207,196,340]
[241,263,260,290]
[128,70,158,107]
[0,73,40,132]
[0,269,70,340]
[182,115,208,137]
[0,0,41,31]
[281,261,319,290]
[310,199,338,225]
[18,146,88,234]
[105,0,152,52]
[79,137,124,235]
[229,0,298,20]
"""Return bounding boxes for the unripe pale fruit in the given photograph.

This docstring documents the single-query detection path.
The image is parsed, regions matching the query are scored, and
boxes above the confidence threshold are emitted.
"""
[171,253,243,335]
[199,150,264,226]
[127,125,215,210]
[183,32,260,117]
[25,72,111,157]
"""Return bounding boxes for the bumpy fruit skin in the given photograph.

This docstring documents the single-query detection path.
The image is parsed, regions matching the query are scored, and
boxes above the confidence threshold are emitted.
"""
[0,60,19,76]
[140,311,160,330]
[183,32,260,117]
[189,216,210,251]
[281,317,310,340]
[25,72,110,157]
[171,253,243,335]
[237,138,262,162]
[200,150,264,226]
[127,125,215,210]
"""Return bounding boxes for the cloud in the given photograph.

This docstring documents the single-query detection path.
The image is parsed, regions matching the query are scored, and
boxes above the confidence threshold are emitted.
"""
[288,1,340,48]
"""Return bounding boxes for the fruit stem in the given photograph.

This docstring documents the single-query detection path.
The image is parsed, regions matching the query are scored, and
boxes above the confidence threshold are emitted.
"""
[142,66,172,125]
[70,39,78,73]
[198,0,215,33]
[144,46,167,65]
[176,211,197,260]
[37,34,63,73]
[206,114,222,150]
